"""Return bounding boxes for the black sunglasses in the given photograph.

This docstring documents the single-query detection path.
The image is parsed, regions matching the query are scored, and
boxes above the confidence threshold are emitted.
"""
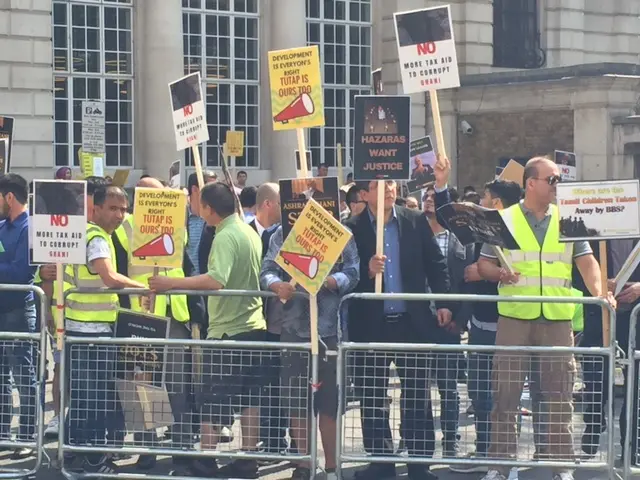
[534,175,562,186]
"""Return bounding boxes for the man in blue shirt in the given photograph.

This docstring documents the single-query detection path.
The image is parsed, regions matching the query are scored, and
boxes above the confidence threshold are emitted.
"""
[0,174,37,459]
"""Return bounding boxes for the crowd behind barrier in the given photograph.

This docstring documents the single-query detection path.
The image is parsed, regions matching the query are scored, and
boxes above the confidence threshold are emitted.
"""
[3,287,640,479]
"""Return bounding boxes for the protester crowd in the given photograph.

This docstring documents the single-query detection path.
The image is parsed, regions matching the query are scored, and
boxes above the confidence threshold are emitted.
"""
[0,155,638,480]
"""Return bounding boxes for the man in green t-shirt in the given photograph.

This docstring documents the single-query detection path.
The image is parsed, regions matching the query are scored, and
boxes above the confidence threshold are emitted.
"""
[149,182,266,479]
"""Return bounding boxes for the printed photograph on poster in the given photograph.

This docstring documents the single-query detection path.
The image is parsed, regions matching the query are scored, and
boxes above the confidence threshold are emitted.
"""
[393,5,460,93]
[168,159,182,189]
[372,68,383,95]
[27,195,43,267]
[353,95,411,181]
[168,72,209,151]
[0,116,14,172]
[32,180,87,264]
[279,176,339,240]
[437,202,520,250]
[268,45,324,131]
[555,150,577,181]
[0,138,8,175]
[295,150,312,172]
[407,136,436,193]
[557,180,640,241]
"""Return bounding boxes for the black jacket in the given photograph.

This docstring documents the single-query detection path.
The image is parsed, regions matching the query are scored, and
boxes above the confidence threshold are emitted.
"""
[344,206,451,342]
[247,219,277,259]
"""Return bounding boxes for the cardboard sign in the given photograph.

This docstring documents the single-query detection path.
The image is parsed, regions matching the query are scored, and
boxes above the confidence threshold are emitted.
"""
[393,5,460,93]
[555,150,577,181]
[498,159,525,188]
[407,136,436,193]
[295,150,312,171]
[557,180,640,242]
[0,116,14,172]
[225,131,245,157]
[279,177,339,241]
[353,95,411,180]
[0,138,8,175]
[372,68,383,94]
[276,198,352,295]
[168,72,209,151]
[27,195,42,266]
[268,45,324,131]
[32,180,87,264]
[131,188,187,268]
[112,169,130,187]
[81,100,105,154]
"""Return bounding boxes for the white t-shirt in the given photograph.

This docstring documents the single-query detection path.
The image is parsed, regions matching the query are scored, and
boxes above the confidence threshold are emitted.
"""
[66,236,113,334]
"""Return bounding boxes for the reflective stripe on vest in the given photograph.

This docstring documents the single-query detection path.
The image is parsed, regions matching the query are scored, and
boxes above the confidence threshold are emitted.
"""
[64,224,119,323]
[497,203,575,321]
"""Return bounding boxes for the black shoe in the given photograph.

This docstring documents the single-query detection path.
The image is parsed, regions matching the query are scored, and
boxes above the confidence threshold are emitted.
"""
[354,463,396,479]
[291,466,312,479]
[582,424,602,457]
[11,447,34,459]
[136,454,157,470]
[215,459,259,479]
[408,464,438,480]
[189,457,219,476]
[82,455,117,475]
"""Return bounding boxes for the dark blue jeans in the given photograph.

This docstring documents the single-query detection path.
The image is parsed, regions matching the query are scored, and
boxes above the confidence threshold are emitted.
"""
[467,324,497,456]
[0,305,38,441]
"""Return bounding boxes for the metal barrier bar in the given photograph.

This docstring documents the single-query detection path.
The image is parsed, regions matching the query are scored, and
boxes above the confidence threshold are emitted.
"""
[58,289,319,480]
[623,303,640,478]
[0,284,47,480]
[336,293,618,480]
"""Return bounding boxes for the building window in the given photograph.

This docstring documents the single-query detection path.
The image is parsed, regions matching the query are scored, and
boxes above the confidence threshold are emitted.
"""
[493,0,545,69]
[53,0,134,168]
[182,0,260,168]
[306,0,371,169]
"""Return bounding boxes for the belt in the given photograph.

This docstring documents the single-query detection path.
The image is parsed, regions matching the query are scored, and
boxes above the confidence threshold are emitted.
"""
[471,315,497,332]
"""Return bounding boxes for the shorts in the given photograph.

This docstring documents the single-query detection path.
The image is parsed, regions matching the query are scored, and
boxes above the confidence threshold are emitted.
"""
[280,332,338,418]
[199,330,267,426]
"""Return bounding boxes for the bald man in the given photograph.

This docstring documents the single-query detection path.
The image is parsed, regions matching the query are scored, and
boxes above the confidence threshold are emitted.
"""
[248,183,281,257]
[137,176,164,189]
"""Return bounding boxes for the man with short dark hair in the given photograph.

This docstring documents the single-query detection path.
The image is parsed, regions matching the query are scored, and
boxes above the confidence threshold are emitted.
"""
[149,182,266,479]
[186,171,217,275]
[317,163,329,177]
[237,170,248,188]
[240,186,258,223]
[0,174,38,459]
[346,183,367,219]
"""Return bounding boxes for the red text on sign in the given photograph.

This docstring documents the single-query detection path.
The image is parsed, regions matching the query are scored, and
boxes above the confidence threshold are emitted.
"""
[50,215,69,227]
[416,42,437,55]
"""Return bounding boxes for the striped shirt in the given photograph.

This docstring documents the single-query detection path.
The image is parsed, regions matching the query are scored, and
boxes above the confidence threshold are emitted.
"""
[186,210,206,275]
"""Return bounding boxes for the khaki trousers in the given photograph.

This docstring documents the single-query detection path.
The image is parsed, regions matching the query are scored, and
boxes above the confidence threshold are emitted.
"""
[488,316,576,475]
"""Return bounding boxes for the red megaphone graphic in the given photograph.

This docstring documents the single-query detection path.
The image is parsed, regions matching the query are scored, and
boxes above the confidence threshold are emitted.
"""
[280,251,319,279]
[133,233,175,258]
[274,93,315,124]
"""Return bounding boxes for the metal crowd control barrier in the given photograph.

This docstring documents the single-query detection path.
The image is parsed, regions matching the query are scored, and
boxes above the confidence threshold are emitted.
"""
[337,293,618,480]
[0,285,47,480]
[58,288,318,480]
[623,303,640,479]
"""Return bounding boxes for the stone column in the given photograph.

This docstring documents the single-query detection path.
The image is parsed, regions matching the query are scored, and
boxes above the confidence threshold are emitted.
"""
[134,0,183,180]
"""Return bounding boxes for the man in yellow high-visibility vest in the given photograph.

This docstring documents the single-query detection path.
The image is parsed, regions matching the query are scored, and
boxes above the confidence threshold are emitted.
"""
[477,156,615,480]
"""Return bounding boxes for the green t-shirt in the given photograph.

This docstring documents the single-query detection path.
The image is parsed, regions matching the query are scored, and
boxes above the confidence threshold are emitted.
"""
[206,214,266,339]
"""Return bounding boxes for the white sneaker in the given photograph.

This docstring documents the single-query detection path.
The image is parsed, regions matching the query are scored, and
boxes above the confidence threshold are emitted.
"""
[45,416,59,437]
[481,470,508,480]
[552,473,574,480]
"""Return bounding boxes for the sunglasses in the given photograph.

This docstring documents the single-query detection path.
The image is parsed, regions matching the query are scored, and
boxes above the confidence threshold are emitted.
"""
[534,175,562,186]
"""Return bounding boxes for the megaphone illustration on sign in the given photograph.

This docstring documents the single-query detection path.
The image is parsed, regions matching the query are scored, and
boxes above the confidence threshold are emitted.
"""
[133,233,175,259]
[274,93,315,124]
[280,251,319,279]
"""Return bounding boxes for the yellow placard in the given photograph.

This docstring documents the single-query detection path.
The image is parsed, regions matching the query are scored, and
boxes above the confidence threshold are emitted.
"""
[131,188,187,268]
[276,198,352,295]
[268,45,324,131]
[111,169,130,187]
[225,131,245,157]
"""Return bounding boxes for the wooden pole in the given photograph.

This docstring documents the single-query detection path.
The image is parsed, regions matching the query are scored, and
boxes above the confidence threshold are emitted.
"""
[296,128,309,178]
[190,145,203,357]
[55,263,64,350]
[374,184,385,293]
[599,241,610,346]
[337,143,343,188]
[429,90,447,160]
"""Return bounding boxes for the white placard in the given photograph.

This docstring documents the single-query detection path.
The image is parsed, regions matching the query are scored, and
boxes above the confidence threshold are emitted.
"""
[81,101,105,154]
[31,180,87,265]
[614,241,640,296]
[557,180,640,242]
[168,72,209,151]
[393,5,460,94]
[555,150,577,182]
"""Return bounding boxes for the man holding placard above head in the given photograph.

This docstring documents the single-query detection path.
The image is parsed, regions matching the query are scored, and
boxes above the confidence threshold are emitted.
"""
[477,156,615,480]
[345,179,451,480]
[149,182,266,479]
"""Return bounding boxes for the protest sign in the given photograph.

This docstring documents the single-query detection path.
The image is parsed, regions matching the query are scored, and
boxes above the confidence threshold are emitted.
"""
[27,196,42,266]
[225,130,245,157]
[407,136,436,192]
[112,169,130,188]
[393,5,460,94]
[168,72,209,151]
[168,160,182,189]
[31,180,87,264]
[81,101,105,154]
[280,177,339,241]
[555,150,577,181]
[131,188,187,268]
[0,116,14,172]
[614,241,640,296]
[499,159,525,188]
[276,198,352,295]
[438,202,520,250]
[0,138,7,175]
[353,95,411,180]
[557,180,640,241]
[268,45,324,131]
[372,68,384,95]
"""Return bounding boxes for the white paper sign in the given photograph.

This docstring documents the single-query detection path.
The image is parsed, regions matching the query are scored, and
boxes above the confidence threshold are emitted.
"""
[31,180,87,264]
[614,241,640,296]
[555,150,577,182]
[393,5,460,94]
[557,180,640,242]
[168,72,209,151]
[81,101,105,154]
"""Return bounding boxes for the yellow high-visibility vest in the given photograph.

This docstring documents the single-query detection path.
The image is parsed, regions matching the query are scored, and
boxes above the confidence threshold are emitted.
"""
[113,215,189,322]
[571,288,584,332]
[498,203,575,321]
[64,224,119,323]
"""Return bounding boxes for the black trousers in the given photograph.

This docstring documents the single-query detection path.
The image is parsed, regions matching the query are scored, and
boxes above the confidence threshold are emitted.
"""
[259,332,288,448]
[355,316,435,457]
